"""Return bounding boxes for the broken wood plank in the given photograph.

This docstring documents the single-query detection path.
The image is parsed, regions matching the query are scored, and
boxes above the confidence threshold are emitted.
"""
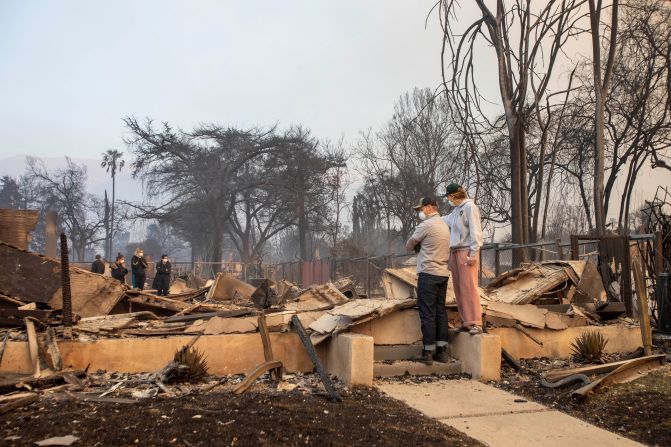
[545,356,665,382]
[0,242,126,317]
[0,392,38,415]
[258,314,280,381]
[65,391,137,404]
[291,315,341,402]
[0,309,55,320]
[0,370,86,395]
[185,316,258,335]
[24,318,41,378]
[164,309,252,323]
[633,258,653,356]
[206,273,256,301]
[40,384,79,394]
[78,311,160,323]
[41,327,63,371]
[284,283,349,312]
[232,360,283,395]
[37,326,63,371]
[572,354,666,396]
[0,333,8,366]
[117,329,189,337]
[259,315,274,362]
[126,294,191,313]
[485,302,547,329]
[173,302,202,317]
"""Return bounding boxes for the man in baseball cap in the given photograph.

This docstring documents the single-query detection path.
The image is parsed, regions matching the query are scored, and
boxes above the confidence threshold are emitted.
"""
[406,196,452,365]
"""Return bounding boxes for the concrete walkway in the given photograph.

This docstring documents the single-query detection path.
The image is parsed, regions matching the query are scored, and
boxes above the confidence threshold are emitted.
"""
[378,380,643,446]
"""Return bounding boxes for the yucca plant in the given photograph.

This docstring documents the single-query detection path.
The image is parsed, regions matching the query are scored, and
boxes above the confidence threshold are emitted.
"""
[570,331,608,362]
[172,345,209,381]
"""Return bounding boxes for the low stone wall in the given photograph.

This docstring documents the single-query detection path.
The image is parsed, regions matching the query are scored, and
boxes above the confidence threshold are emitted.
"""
[489,325,643,360]
[0,332,376,387]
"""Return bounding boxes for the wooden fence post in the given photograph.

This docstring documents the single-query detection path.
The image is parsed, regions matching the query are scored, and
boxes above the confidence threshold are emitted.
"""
[570,235,579,260]
[655,231,664,276]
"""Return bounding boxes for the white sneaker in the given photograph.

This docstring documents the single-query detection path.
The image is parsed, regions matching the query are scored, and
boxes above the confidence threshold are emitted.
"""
[469,325,483,335]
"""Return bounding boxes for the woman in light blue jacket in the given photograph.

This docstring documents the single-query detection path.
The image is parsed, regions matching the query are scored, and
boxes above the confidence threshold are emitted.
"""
[443,183,484,334]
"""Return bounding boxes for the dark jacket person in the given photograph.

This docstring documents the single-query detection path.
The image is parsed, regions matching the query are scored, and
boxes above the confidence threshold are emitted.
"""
[131,247,148,290]
[405,196,451,366]
[91,254,105,274]
[110,254,128,284]
[153,254,171,296]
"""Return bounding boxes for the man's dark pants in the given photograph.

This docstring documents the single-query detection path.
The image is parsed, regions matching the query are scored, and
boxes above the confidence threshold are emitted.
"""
[417,272,449,349]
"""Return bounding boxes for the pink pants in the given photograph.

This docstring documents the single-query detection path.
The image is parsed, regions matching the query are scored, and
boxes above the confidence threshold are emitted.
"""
[449,249,483,327]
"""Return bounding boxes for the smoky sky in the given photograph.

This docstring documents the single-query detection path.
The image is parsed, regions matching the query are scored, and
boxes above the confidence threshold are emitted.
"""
[0,0,450,158]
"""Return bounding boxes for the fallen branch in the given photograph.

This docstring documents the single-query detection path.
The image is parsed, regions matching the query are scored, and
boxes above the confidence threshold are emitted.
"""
[232,360,283,395]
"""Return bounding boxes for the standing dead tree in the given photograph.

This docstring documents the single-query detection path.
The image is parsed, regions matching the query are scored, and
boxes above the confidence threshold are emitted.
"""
[354,88,461,242]
[123,118,285,268]
[436,0,586,265]
[588,0,619,235]
[25,157,106,260]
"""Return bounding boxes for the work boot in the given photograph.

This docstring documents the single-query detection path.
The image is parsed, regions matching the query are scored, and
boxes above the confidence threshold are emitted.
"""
[433,346,450,363]
[417,349,434,366]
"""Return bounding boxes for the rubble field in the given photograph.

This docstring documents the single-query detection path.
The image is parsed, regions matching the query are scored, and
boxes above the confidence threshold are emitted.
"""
[495,343,671,447]
[0,376,481,447]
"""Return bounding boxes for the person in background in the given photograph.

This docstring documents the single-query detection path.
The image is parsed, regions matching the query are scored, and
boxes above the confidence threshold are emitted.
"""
[443,183,484,335]
[131,247,148,290]
[110,254,128,284]
[153,254,172,296]
[405,196,451,365]
[90,254,105,274]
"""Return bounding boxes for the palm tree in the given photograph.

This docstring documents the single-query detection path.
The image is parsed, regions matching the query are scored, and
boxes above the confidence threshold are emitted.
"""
[101,149,125,258]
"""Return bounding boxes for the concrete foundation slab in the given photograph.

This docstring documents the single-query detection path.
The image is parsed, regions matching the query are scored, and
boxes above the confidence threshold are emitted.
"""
[374,360,461,377]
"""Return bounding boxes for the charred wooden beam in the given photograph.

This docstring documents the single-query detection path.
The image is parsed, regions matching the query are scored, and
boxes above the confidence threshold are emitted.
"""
[291,315,341,402]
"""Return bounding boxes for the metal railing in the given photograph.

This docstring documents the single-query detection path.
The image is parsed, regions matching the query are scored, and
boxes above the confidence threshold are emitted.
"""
[76,234,657,297]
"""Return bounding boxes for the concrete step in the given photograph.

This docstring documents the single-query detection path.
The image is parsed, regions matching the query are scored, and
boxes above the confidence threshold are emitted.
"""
[374,360,462,377]
[374,344,423,361]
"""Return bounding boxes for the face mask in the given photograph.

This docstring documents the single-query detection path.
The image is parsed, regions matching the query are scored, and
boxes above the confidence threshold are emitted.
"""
[418,211,427,221]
